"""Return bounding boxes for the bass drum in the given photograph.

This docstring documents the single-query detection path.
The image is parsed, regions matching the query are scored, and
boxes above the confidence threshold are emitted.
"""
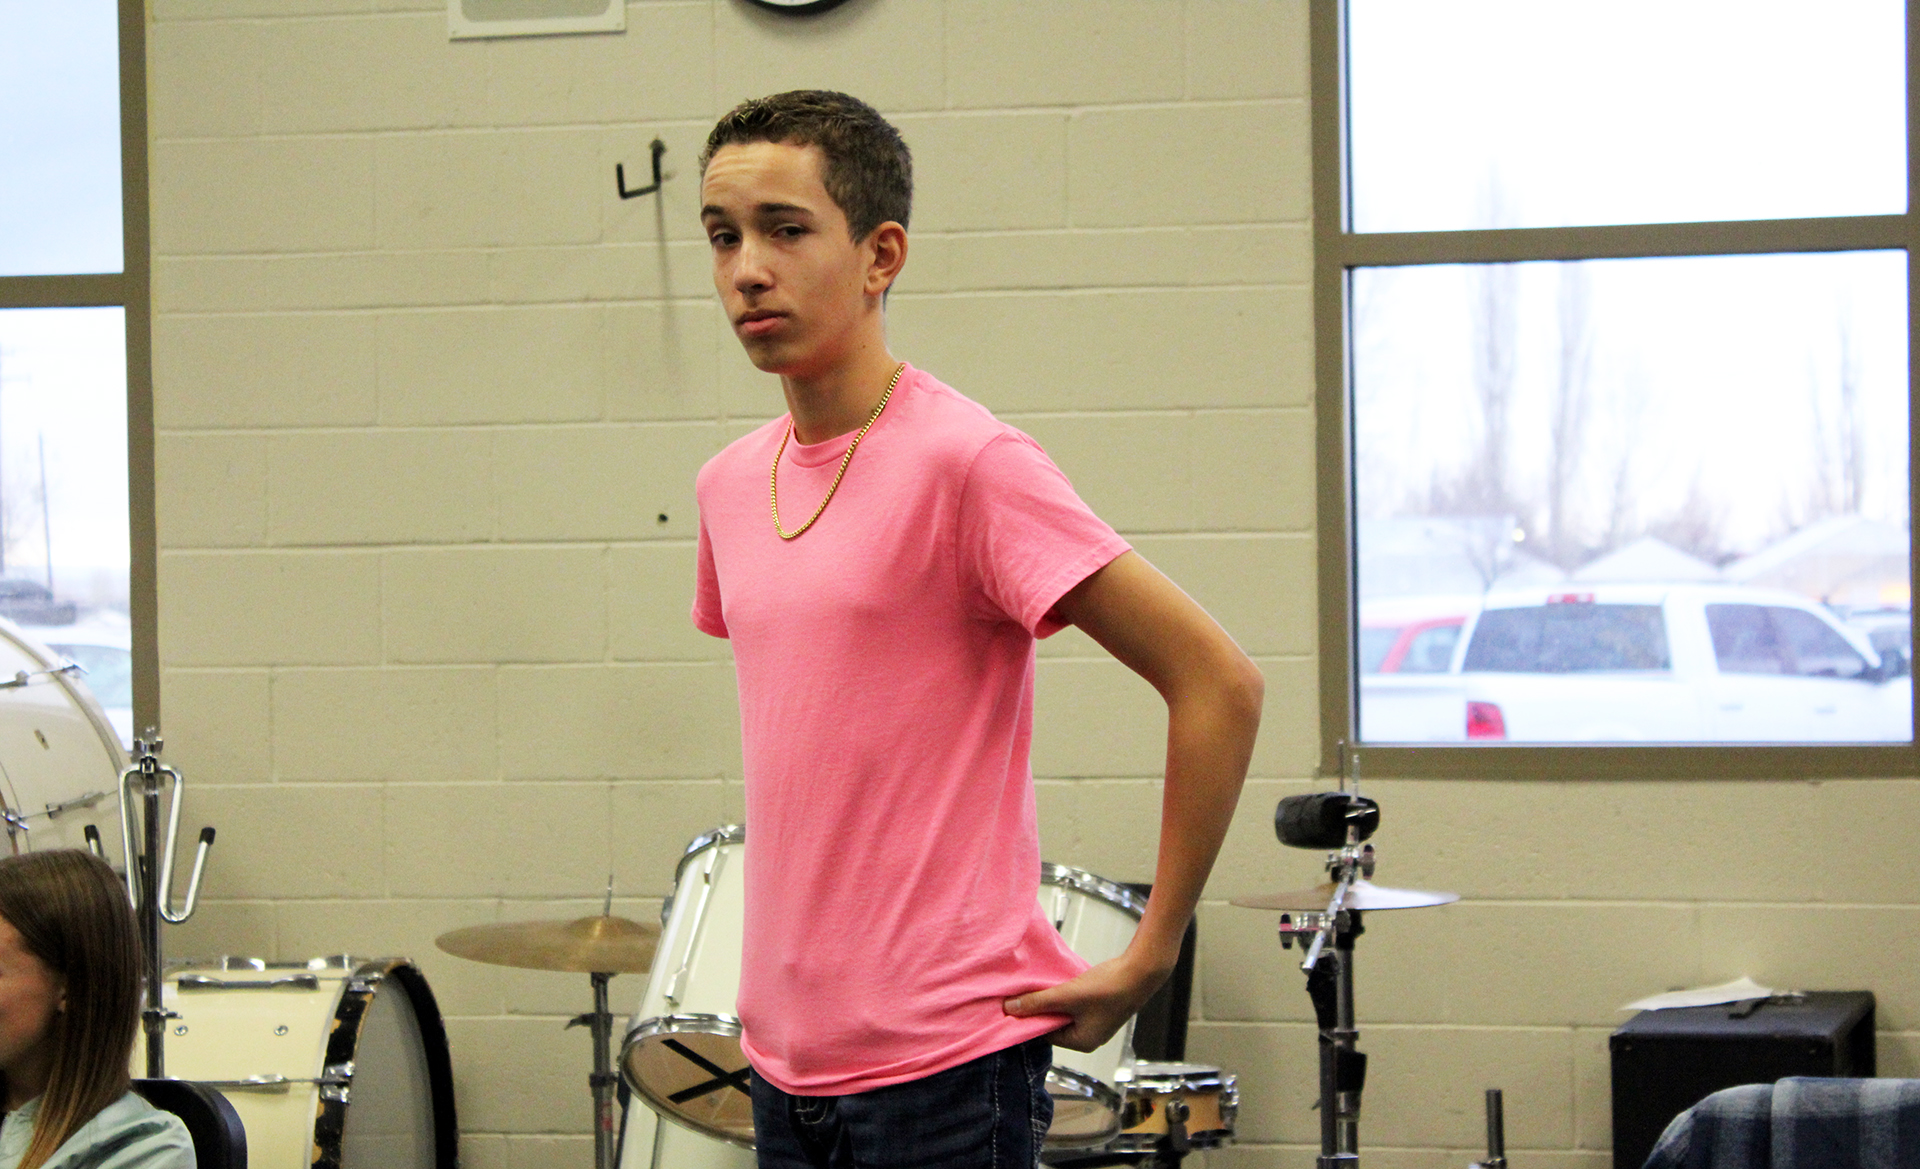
[142,956,458,1169]
[0,616,126,858]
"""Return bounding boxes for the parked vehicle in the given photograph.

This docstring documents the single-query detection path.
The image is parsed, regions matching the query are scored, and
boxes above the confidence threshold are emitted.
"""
[1454,584,1911,742]
[1356,595,1478,741]
[1359,594,1479,674]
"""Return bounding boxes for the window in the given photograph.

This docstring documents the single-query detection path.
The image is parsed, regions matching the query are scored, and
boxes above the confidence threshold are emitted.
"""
[1315,1,1917,777]
[0,0,152,745]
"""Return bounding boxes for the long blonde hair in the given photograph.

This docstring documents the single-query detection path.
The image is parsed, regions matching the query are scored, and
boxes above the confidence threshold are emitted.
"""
[0,850,139,1169]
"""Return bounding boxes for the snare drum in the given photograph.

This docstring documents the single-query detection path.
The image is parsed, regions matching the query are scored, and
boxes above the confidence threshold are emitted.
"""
[620,830,1148,1153]
[1037,863,1145,1148]
[622,825,754,1147]
[1111,1062,1238,1151]
[141,956,457,1169]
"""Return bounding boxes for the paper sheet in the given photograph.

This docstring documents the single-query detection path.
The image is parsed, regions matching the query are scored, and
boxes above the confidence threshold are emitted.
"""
[1621,976,1778,1012]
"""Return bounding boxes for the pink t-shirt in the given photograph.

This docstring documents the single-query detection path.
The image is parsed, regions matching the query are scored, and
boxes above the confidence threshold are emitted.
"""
[692,365,1130,1095]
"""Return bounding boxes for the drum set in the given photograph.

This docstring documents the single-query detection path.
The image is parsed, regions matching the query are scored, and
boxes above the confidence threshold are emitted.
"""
[436,824,1243,1169]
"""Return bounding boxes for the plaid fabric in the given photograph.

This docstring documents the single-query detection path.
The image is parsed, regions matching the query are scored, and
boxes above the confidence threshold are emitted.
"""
[1642,1078,1920,1169]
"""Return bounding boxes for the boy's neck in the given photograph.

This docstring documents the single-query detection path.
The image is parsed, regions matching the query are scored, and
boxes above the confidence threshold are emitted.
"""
[781,344,904,445]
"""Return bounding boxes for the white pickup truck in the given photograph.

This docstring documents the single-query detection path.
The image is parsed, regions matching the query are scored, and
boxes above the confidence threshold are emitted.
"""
[1443,584,1911,742]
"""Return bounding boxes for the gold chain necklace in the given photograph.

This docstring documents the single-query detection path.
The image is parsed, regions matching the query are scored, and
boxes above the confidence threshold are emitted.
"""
[770,363,906,540]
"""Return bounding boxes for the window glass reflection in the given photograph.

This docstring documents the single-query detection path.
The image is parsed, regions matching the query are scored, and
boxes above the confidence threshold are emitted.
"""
[1353,252,1911,743]
[1349,0,1906,232]
[0,0,124,275]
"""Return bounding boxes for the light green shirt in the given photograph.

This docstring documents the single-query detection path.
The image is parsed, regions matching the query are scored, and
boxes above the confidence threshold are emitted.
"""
[0,1091,194,1169]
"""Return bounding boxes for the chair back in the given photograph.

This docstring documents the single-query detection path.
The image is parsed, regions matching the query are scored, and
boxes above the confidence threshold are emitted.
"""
[131,1079,247,1169]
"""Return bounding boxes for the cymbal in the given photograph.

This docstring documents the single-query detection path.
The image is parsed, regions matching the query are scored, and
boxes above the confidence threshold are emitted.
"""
[1231,879,1460,912]
[435,915,661,974]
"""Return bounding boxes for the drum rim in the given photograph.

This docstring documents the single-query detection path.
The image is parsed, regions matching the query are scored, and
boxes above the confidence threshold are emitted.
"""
[674,824,746,883]
[1117,1062,1233,1090]
[1041,1065,1125,1148]
[620,1013,756,1150]
[311,958,459,1169]
[1039,863,1147,920]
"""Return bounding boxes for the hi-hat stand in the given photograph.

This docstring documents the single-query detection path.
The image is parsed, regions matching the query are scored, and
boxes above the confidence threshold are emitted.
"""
[118,733,215,1077]
[1231,750,1458,1169]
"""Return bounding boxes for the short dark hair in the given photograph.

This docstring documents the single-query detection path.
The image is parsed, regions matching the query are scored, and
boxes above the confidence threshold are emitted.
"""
[701,90,913,241]
[0,850,140,1169]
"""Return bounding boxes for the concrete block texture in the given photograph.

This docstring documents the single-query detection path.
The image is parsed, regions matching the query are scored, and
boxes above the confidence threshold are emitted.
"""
[187,783,387,899]
[947,1,1184,109]
[374,130,602,251]
[495,422,719,541]
[607,543,730,663]
[1187,0,1311,100]
[259,13,482,135]
[890,288,1312,412]
[384,782,611,898]
[152,138,376,255]
[898,113,1070,233]
[377,307,603,426]
[271,667,498,781]
[476,3,714,128]
[154,313,379,430]
[160,669,273,786]
[497,662,741,780]
[382,546,608,664]
[267,429,493,546]
[157,252,492,315]
[157,433,268,548]
[1069,102,1311,228]
[149,19,263,140]
[160,550,383,667]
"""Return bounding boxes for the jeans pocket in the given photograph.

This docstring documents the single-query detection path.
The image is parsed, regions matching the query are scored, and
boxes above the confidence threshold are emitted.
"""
[1023,1038,1054,1159]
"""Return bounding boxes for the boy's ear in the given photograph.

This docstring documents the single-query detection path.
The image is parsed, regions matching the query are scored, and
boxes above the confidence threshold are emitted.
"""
[866,221,909,296]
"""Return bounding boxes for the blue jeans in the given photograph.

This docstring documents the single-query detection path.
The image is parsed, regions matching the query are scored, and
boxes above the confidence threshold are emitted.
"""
[751,1036,1054,1169]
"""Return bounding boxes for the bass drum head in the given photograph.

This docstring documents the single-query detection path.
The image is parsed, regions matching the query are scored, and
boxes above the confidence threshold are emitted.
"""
[622,1016,755,1147]
[334,964,457,1168]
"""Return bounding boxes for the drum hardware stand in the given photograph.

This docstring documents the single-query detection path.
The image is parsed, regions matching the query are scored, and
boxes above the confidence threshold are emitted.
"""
[562,876,623,1169]
[1468,1088,1507,1169]
[119,732,216,1077]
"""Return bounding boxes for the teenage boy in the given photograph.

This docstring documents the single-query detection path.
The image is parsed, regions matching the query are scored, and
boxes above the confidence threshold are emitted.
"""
[692,90,1264,1169]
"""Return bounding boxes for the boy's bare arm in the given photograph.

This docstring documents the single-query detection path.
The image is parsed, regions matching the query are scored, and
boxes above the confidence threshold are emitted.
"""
[1004,550,1264,1051]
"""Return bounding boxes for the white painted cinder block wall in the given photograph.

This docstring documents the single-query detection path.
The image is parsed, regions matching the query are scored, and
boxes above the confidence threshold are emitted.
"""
[145,2,1920,1166]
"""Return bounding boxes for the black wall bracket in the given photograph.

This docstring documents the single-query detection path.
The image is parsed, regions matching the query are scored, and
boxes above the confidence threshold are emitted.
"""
[617,139,668,199]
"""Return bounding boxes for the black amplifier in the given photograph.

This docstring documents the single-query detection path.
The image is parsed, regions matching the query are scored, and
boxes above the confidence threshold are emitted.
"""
[1609,990,1875,1169]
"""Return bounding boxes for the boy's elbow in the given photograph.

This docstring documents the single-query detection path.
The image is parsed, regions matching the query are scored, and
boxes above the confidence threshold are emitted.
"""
[1222,653,1265,728]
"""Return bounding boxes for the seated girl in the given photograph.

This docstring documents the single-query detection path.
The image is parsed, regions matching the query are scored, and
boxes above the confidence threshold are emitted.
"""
[0,849,195,1169]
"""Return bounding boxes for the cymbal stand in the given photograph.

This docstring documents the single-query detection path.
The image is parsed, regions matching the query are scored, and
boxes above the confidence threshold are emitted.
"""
[1468,1088,1507,1169]
[563,877,621,1169]
[118,733,215,1077]
[1277,822,1376,1169]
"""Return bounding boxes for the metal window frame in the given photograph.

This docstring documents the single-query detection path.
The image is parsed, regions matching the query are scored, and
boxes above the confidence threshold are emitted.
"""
[0,0,157,738]
[1312,0,1920,780]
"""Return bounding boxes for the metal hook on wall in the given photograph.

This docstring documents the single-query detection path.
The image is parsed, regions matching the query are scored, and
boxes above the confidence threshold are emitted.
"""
[617,139,668,199]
